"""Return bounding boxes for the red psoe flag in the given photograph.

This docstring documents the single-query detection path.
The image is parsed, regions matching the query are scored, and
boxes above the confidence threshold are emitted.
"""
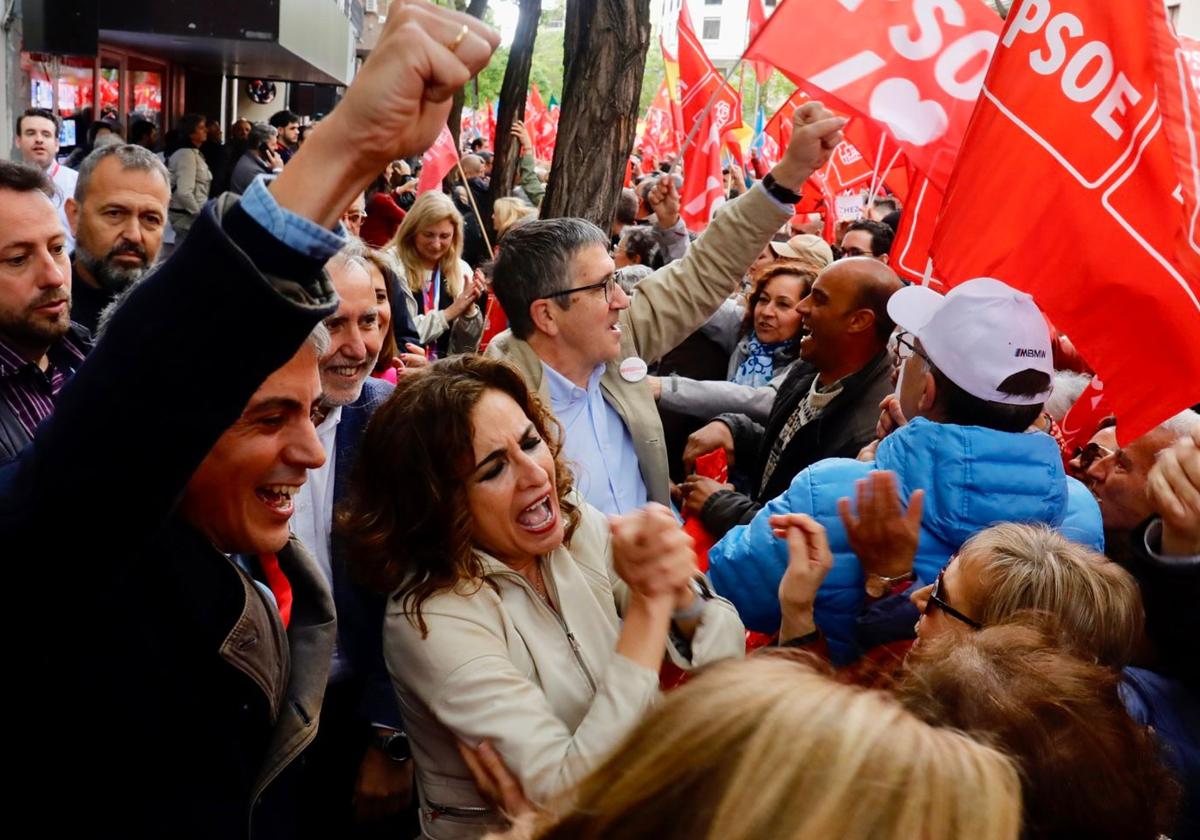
[747,0,773,85]
[890,173,943,283]
[745,0,1002,190]
[417,125,460,195]
[678,11,743,230]
[930,0,1200,442]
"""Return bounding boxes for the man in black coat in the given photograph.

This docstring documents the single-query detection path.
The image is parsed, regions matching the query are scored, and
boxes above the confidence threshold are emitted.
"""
[0,5,498,837]
[681,258,902,537]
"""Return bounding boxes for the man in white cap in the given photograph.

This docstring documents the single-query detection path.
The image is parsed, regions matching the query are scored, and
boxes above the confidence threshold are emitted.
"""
[707,277,1104,663]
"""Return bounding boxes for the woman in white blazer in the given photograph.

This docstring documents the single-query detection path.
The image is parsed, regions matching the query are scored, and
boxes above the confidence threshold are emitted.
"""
[339,356,744,839]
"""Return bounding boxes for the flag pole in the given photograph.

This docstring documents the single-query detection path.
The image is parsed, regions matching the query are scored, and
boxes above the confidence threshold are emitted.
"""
[455,159,494,255]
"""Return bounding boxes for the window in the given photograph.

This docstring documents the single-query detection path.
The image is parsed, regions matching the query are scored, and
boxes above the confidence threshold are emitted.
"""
[702,18,721,39]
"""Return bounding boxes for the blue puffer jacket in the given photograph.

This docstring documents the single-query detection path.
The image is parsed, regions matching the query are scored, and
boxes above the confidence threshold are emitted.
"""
[708,418,1104,663]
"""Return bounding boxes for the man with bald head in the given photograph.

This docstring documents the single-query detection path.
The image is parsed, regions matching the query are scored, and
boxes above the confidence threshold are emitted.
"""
[454,153,494,266]
[683,257,903,536]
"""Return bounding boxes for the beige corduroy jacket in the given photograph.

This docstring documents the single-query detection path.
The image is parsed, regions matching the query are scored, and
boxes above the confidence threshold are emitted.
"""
[487,183,793,507]
[383,502,745,839]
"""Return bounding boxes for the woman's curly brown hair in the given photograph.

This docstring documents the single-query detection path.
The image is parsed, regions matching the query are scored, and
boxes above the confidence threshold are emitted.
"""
[739,259,817,339]
[336,355,581,636]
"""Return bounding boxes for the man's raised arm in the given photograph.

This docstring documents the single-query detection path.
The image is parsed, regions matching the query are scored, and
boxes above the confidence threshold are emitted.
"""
[5,1,499,556]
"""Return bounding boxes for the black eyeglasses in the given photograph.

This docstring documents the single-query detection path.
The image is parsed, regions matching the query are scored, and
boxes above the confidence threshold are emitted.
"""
[895,331,930,366]
[1071,441,1115,472]
[926,568,983,630]
[543,274,616,303]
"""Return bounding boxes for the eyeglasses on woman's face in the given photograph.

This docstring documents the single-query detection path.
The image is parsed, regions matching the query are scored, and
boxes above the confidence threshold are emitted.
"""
[925,567,983,630]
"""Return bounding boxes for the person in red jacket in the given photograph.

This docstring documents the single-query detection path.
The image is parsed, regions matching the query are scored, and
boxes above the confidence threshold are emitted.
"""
[361,161,417,247]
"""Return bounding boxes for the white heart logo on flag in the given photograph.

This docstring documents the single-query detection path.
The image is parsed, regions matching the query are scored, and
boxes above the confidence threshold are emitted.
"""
[868,78,949,147]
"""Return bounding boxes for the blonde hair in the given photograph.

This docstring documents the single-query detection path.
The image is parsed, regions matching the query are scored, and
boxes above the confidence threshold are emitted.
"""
[961,523,1144,667]
[493,196,537,239]
[389,191,466,296]
[496,654,1021,840]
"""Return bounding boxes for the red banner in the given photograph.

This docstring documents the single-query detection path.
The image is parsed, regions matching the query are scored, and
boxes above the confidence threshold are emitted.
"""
[930,0,1200,442]
[639,79,678,166]
[746,0,1002,190]
[747,0,773,85]
[678,10,743,230]
[417,125,460,195]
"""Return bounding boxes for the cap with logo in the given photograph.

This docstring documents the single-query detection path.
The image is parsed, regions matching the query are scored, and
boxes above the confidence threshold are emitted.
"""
[886,277,1053,406]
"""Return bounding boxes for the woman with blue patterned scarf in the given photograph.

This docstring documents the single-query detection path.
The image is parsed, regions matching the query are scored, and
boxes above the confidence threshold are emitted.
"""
[652,260,815,424]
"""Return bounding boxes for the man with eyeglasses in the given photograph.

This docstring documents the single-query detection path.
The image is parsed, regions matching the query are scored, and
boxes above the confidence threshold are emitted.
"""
[839,219,893,261]
[341,191,368,238]
[708,277,1104,663]
[487,102,848,514]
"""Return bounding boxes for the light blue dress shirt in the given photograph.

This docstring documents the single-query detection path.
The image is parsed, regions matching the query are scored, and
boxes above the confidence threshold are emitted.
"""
[239,174,348,258]
[542,362,648,516]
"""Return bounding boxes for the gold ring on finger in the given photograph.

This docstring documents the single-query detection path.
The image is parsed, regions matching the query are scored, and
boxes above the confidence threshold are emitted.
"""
[448,24,469,52]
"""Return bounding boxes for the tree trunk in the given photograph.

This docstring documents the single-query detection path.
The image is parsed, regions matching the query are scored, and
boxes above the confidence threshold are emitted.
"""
[449,0,491,147]
[540,0,651,230]
[489,0,542,213]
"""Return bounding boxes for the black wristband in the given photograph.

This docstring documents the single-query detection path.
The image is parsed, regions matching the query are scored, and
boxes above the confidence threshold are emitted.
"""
[778,628,822,648]
[762,172,803,205]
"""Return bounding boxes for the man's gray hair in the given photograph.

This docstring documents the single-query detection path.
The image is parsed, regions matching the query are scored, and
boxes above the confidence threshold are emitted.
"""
[248,122,277,148]
[327,237,371,274]
[1159,409,1200,441]
[1045,371,1093,423]
[75,143,170,203]
[306,322,331,358]
[491,217,610,339]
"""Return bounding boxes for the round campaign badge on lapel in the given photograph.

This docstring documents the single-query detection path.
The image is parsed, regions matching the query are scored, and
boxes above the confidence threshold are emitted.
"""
[619,356,648,383]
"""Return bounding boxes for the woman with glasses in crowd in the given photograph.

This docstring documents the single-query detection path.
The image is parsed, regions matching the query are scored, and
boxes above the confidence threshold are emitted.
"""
[339,355,744,839]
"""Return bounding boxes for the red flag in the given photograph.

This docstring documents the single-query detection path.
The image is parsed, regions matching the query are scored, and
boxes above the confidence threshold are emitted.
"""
[747,0,773,85]
[1061,377,1113,454]
[640,78,678,164]
[760,89,810,167]
[678,11,743,230]
[889,172,942,283]
[746,0,1002,190]
[417,125,459,194]
[930,0,1200,442]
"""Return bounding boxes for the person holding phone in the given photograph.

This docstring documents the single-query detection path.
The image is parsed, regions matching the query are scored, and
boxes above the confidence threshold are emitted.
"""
[228,121,285,195]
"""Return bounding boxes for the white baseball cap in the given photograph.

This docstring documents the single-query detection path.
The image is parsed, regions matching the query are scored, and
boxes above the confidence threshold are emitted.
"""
[887,277,1053,405]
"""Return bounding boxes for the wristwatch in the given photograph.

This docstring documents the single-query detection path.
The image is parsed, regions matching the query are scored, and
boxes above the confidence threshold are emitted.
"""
[374,729,412,763]
[672,576,714,622]
[864,570,916,598]
[762,172,803,205]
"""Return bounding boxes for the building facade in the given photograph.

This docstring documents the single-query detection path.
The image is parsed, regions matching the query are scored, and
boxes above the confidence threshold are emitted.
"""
[4,0,365,158]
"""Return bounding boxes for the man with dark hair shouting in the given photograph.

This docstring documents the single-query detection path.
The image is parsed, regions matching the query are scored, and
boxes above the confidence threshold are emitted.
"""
[0,3,499,836]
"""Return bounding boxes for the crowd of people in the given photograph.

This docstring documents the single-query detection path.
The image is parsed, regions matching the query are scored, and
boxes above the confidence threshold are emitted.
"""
[2,2,1197,839]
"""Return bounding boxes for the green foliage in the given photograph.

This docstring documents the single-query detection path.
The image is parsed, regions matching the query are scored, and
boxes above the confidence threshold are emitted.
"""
[468,5,566,109]
[638,45,666,113]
